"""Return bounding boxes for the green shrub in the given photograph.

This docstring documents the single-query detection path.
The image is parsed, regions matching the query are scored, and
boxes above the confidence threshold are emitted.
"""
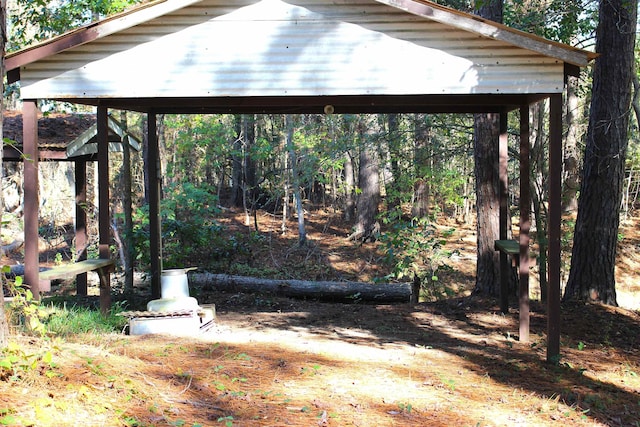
[131,182,242,269]
[379,217,454,301]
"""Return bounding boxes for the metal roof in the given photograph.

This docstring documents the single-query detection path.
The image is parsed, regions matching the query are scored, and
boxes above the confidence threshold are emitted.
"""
[2,111,141,161]
[4,0,594,114]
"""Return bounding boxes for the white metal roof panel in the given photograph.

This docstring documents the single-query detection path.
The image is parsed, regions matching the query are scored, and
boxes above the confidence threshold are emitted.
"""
[18,0,567,100]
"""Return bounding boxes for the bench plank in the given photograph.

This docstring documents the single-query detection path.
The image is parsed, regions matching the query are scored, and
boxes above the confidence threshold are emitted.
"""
[494,239,520,255]
[39,259,115,280]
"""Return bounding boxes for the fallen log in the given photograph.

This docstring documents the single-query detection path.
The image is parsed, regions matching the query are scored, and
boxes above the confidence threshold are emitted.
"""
[190,273,412,303]
[1,238,24,255]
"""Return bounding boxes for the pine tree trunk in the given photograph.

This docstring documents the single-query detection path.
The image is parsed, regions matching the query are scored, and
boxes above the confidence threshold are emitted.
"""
[473,112,501,296]
[351,117,380,242]
[564,0,637,305]
[281,149,289,234]
[156,114,166,191]
[121,112,134,293]
[142,116,150,204]
[344,151,356,222]
[472,0,504,297]
[562,76,581,212]
[386,114,402,215]
[412,114,430,219]
[231,114,243,207]
[285,115,307,245]
[531,102,548,302]
[0,0,9,347]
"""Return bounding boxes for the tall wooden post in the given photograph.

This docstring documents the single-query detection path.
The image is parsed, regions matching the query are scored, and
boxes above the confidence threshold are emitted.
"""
[147,111,162,299]
[548,94,563,362]
[97,107,111,314]
[498,112,509,314]
[23,100,42,296]
[519,105,531,342]
[75,160,88,296]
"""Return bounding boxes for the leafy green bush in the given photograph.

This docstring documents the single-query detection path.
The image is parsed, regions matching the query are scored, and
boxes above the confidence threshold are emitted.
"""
[3,269,48,336]
[379,217,454,301]
[131,182,247,269]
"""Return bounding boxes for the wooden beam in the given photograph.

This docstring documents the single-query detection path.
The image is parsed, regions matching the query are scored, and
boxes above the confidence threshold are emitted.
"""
[68,94,550,115]
[147,111,162,299]
[547,93,563,362]
[498,112,509,314]
[519,105,531,343]
[22,100,43,295]
[97,107,111,314]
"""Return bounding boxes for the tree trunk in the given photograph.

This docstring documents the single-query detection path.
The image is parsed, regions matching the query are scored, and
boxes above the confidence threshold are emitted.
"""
[350,117,380,242]
[285,115,307,245]
[412,114,430,219]
[472,0,504,297]
[0,0,9,347]
[121,111,134,293]
[461,138,473,224]
[231,114,243,208]
[142,116,150,204]
[191,273,411,303]
[386,113,402,215]
[530,102,548,302]
[242,115,258,228]
[281,147,289,234]
[344,151,356,222]
[564,0,636,305]
[562,76,581,213]
[473,113,501,296]
[156,114,167,191]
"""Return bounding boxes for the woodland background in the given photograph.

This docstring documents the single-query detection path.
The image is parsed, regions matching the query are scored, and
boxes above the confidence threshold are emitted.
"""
[0,0,639,307]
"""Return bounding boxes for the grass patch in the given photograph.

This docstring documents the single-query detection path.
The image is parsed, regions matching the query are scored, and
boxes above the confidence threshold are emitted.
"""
[38,299,128,336]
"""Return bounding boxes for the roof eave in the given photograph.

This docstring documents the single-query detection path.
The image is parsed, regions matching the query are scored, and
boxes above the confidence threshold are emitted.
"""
[5,0,204,76]
[376,0,595,67]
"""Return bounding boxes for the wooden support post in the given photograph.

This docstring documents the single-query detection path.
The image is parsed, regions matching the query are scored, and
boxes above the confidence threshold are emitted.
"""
[97,107,111,314]
[23,100,42,296]
[548,94,563,362]
[498,112,509,314]
[75,160,88,296]
[147,111,163,299]
[519,106,531,342]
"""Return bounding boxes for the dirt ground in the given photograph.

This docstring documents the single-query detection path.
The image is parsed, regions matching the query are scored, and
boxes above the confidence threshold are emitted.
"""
[1,209,639,426]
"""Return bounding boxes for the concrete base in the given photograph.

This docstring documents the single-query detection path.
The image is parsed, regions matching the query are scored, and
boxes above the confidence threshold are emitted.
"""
[128,305,216,336]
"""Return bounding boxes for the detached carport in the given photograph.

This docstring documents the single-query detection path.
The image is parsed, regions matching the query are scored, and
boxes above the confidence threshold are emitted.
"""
[4,0,594,361]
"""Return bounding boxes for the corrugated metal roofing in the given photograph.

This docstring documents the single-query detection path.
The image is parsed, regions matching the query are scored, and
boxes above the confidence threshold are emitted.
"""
[14,0,578,101]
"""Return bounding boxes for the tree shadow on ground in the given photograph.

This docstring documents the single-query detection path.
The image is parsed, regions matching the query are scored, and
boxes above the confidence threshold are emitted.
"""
[207,290,640,426]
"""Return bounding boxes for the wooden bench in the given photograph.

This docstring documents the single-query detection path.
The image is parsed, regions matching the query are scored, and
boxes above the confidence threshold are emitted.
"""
[494,240,536,267]
[494,239,520,266]
[39,258,115,290]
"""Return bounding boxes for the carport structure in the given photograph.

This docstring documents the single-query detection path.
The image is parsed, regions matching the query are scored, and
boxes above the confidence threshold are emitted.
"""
[4,0,594,361]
